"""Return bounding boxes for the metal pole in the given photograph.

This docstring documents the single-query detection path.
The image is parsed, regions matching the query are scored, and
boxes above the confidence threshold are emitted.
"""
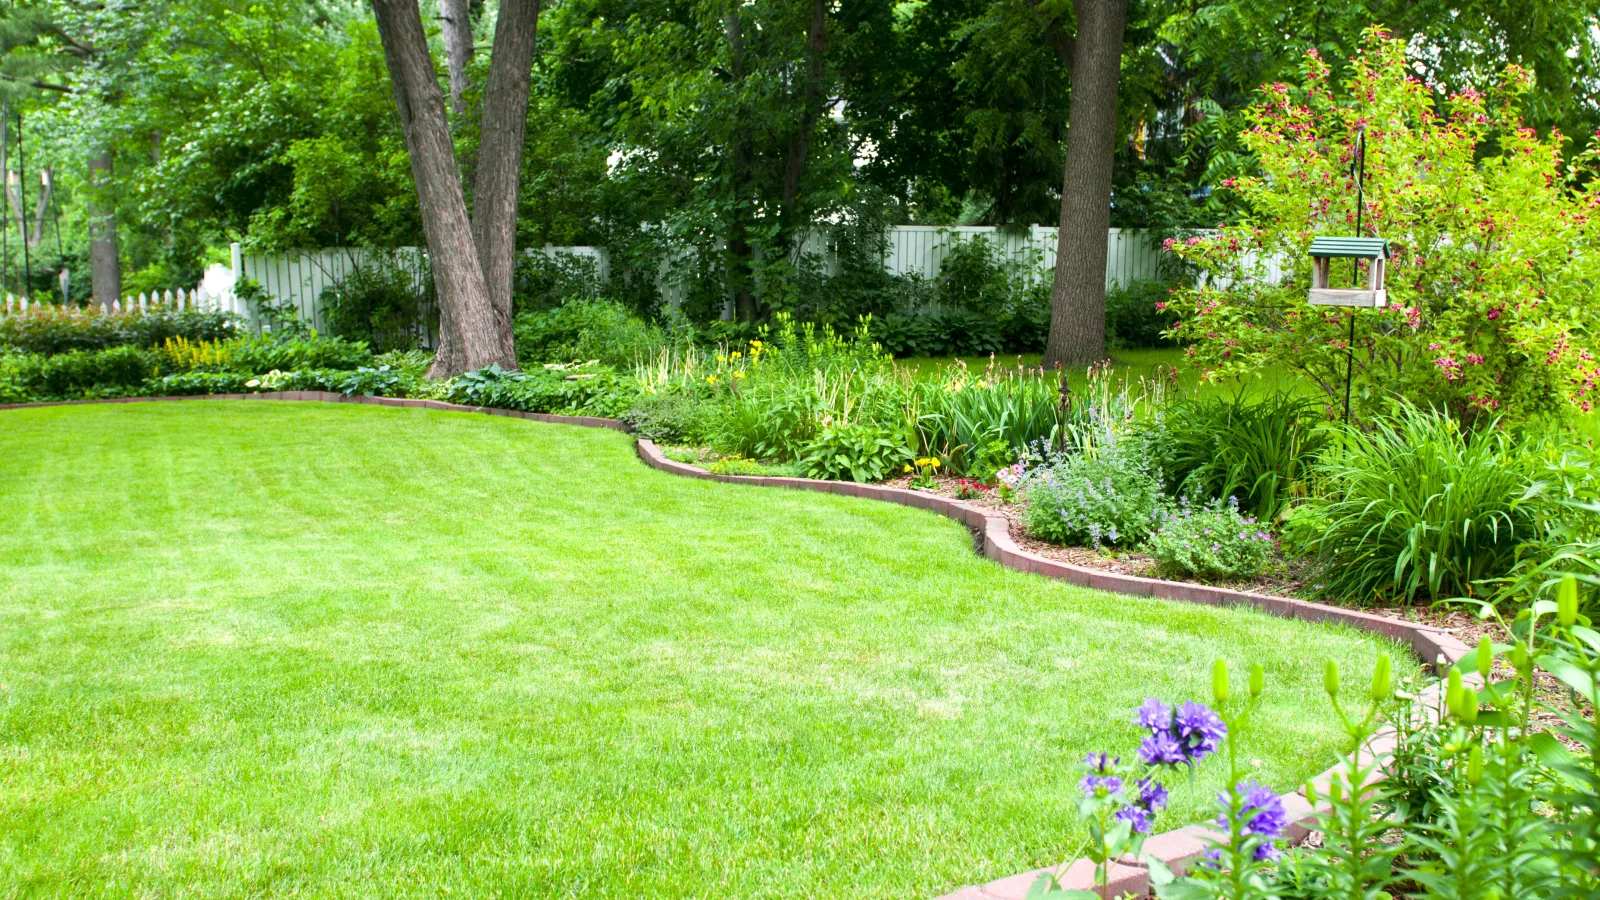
[1,98,8,298]
[1343,128,1365,426]
[15,108,29,304]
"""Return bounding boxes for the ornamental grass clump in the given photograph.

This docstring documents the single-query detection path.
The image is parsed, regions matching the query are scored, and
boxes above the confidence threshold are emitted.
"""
[1021,442,1163,548]
[1306,403,1539,604]
[1147,497,1276,581]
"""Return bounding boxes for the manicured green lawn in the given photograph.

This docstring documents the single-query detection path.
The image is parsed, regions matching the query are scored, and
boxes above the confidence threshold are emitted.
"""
[0,403,1405,898]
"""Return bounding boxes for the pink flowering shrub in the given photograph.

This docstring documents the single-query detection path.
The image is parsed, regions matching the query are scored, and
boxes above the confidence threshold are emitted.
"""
[1164,28,1600,423]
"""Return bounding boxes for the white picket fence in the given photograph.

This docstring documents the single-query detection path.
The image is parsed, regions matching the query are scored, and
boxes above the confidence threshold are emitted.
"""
[879,225,1163,288]
[1,287,230,317]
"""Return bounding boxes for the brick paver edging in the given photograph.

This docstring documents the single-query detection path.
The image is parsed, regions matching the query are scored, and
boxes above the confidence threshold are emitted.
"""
[6,393,1473,898]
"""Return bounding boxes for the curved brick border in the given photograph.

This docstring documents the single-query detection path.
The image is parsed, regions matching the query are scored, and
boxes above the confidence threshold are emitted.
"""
[4,393,1473,898]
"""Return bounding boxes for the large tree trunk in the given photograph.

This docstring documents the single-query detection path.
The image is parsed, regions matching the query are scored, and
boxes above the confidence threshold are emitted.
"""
[370,0,515,376]
[470,0,540,340]
[87,150,121,310]
[439,0,475,120]
[1042,0,1127,367]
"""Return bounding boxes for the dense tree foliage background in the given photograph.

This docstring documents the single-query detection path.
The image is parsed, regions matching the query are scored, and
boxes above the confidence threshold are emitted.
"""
[2,0,1597,319]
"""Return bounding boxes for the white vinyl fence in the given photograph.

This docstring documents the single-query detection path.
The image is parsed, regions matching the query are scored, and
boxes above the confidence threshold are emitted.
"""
[223,227,1170,334]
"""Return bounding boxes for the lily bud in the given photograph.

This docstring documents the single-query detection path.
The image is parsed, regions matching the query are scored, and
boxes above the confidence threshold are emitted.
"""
[1446,668,1464,716]
[1249,663,1265,698]
[1460,687,1479,725]
[1509,642,1530,675]
[1467,745,1484,786]
[1559,576,1579,628]
[1370,653,1393,702]
[1304,779,1317,806]
[1212,658,1230,705]
[1477,636,1493,680]
[1324,660,1340,699]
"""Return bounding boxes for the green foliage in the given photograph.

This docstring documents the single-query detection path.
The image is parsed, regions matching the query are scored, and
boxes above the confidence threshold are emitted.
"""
[1147,390,1328,523]
[448,363,639,418]
[1147,497,1275,580]
[620,390,714,445]
[512,252,606,314]
[1022,443,1164,548]
[798,422,912,483]
[913,365,1064,476]
[2,346,158,399]
[318,254,432,353]
[0,307,238,355]
[1306,404,1540,604]
[1105,279,1179,349]
[1168,31,1600,424]
[512,299,666,370]
[704,456,802,477]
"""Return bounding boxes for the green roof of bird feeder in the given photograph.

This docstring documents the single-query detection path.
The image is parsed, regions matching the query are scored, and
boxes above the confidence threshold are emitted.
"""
[1309,236,1389,259]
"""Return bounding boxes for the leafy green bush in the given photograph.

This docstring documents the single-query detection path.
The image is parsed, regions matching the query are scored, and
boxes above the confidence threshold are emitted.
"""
[798,422,912,483]
[622,390,715,444]
[871,309,1005,357]
[1146,497,1275,580]
[1022,443,1163,548]
[914,368,1063,475]
[513,299,666,369]
[449,363,640,417]
[227,334,373,372]
[4,346,160,399]
[0,306,237,355]
[1306,404,1539,604]
[1147,390,1328,523]
[512,252,606,313]
[319,254,432,353]
[1105,278,1178,349]
[151,371,258,396]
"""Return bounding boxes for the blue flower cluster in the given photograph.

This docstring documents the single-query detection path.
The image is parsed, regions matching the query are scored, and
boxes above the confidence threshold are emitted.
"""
[1134,698,1227,766]
[1076,753,1170,835]
[1221,781,1288,860]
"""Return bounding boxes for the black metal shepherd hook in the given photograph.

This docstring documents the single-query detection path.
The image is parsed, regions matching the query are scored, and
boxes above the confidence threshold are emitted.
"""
[1343,128,1366,425]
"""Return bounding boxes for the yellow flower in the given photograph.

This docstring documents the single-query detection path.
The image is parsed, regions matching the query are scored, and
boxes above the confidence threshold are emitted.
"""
[930,459,941,468]
[706,375,718,385]
[750,340,763,348]
[733,370,745,379]
[904,465,913,473]
[717,355,727,363]
[730,350,742,359]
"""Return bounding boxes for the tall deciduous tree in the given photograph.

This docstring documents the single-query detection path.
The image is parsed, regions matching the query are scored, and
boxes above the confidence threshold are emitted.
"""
[1040,0,1126,367]
[369,0,538,376]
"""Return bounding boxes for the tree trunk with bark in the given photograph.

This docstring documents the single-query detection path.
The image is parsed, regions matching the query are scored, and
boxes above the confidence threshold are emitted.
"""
[1042,0,1127,368]
[470,0,540,340]
[370,0,515,376]
[439,0,475,120]
[87,150,121,310]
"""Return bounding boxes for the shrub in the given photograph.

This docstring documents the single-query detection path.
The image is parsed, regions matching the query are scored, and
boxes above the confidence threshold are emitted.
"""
[319,254,432,353]
[512,298,666,369]
[1146,497,1275,580]
[1022,443,1163,548]
[1146,390,1329,523]
[1105,278,1178,349]
[798,422,912,483]
[5,346,160,399]
[228,334,373,372]
[621,390,715,445]
[512,252,605,313]
[1306,404,1539,604]
[448,363,640,418]
[0,306,237,355]
[1166,30,1600,424]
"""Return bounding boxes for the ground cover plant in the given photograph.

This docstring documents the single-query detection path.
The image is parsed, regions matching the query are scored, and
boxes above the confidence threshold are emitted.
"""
[0,401,1407,898]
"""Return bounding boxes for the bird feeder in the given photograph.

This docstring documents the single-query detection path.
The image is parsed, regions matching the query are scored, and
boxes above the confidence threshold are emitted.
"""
[1308,236,1389,308]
